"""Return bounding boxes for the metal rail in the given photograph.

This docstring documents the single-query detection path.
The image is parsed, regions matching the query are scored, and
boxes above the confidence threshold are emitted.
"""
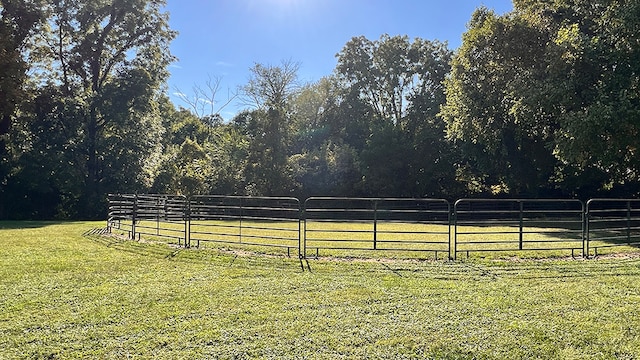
[106,195,640,260]
[304,197,451,259]
[189,196,301,257]
[586,199,640,257]
[107,194,188,246]
[453,199,584,259]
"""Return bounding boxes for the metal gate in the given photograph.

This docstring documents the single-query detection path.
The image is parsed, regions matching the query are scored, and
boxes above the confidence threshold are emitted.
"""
[107,194,189,247]
[303,197,451,259]
[189,196,301,256]
[107,193,136,237]
[586,199,640,257]
[453,199,585,259]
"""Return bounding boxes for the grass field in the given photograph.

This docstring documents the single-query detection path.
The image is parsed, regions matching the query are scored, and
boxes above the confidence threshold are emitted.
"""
[3,221,640,359]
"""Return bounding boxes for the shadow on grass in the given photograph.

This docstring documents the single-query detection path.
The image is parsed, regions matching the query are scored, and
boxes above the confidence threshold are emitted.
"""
[83,228,306,272]
[0,220,65,229]
[83,227,640,280]
[84,228,189,260]
[307,253,640,281]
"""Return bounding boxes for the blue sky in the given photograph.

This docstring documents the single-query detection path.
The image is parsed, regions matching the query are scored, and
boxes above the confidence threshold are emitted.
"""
[164,0,514,120]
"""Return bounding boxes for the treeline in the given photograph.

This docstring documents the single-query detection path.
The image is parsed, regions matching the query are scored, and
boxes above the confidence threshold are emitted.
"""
[1,0,639,219]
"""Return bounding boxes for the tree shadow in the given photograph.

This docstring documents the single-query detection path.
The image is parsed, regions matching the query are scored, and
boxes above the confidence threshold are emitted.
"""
[0,220,64,229]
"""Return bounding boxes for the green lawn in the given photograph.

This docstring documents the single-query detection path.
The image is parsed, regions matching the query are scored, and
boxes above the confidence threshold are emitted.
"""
[3,221,640,359]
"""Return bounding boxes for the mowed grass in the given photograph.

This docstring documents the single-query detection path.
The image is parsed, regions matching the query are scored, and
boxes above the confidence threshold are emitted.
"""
[3,222,640,358]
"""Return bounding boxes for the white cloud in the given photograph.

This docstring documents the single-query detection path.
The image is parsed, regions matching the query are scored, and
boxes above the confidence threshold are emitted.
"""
[198,99,214,105]
[215,61,234,67]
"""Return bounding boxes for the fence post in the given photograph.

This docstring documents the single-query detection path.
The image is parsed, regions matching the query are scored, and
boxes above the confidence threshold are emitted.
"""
[298,199,303,259]
[303,198,308,259]
[519,201,524,250]
[448,203,453,261]
[580,201,589,259]
[186,197,191,248]
[373,200,378,250]
[627,201,632,246]
[156,197,160,236]
[239,197,243,243]
[132,194,137,240]
[453,201,458,261]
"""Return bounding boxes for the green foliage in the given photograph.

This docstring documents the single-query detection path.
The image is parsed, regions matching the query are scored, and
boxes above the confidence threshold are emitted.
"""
[442,8,558,196]
[0,0,45,218]
[287,77,367,197]
[545,0,640,184]
[336,34,451,125]
[243,60,300,110]
[207,125,249,195]
[0,0,43,135]
[152,110,250,196]
[239,61,301,196]
[289,140,361,197]
[336,34,460,197]
[3,0,640,219]
[153,138,211,196]
[241,108,296,196]
[1,0,175,219]
[443,1,640,196]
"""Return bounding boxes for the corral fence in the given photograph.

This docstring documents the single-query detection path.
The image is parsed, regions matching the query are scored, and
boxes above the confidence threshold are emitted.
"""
[304,197,450,259]
[188,196,301,256]
[108,194,189,246]
[453,199,584,260]
[586,199,640,257]
[107,195,640,260]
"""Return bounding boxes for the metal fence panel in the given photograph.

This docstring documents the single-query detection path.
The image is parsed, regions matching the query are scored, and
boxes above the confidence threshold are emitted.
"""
[132,194,189,246]
[107,193,136,237]
[586,199,640,256]
[107,194,188,246]
[189,196,301,256]
[304,197,451,259]
[453,199,584,259]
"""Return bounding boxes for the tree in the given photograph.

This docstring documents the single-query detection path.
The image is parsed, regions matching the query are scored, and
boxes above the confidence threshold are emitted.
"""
[207,124,249,195]
[0,0,43,135]
[153,138,212,196]
[335,34,458,197]
[24,0,177,217]
[538,0,640,190]
[0,0,44,218]
[240,61,301,196]
[173,74,237,120]
[442,1,640,197]
[441,8,559,196]
[3,85,86,218]
[288,76,365,197]
[242,60,300,110]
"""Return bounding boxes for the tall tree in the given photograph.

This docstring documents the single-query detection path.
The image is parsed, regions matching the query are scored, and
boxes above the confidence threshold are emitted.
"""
[240,60,300,196]
[27,0,176,217]
[441,8,559,196]
[538,0,640,190]
[335,34,458,197]
[0,0,43,135]
[288,76,366,197]
[0,0,44,218]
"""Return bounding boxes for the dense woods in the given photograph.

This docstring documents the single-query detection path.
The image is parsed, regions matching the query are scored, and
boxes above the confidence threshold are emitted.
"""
[1,0,639,219]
